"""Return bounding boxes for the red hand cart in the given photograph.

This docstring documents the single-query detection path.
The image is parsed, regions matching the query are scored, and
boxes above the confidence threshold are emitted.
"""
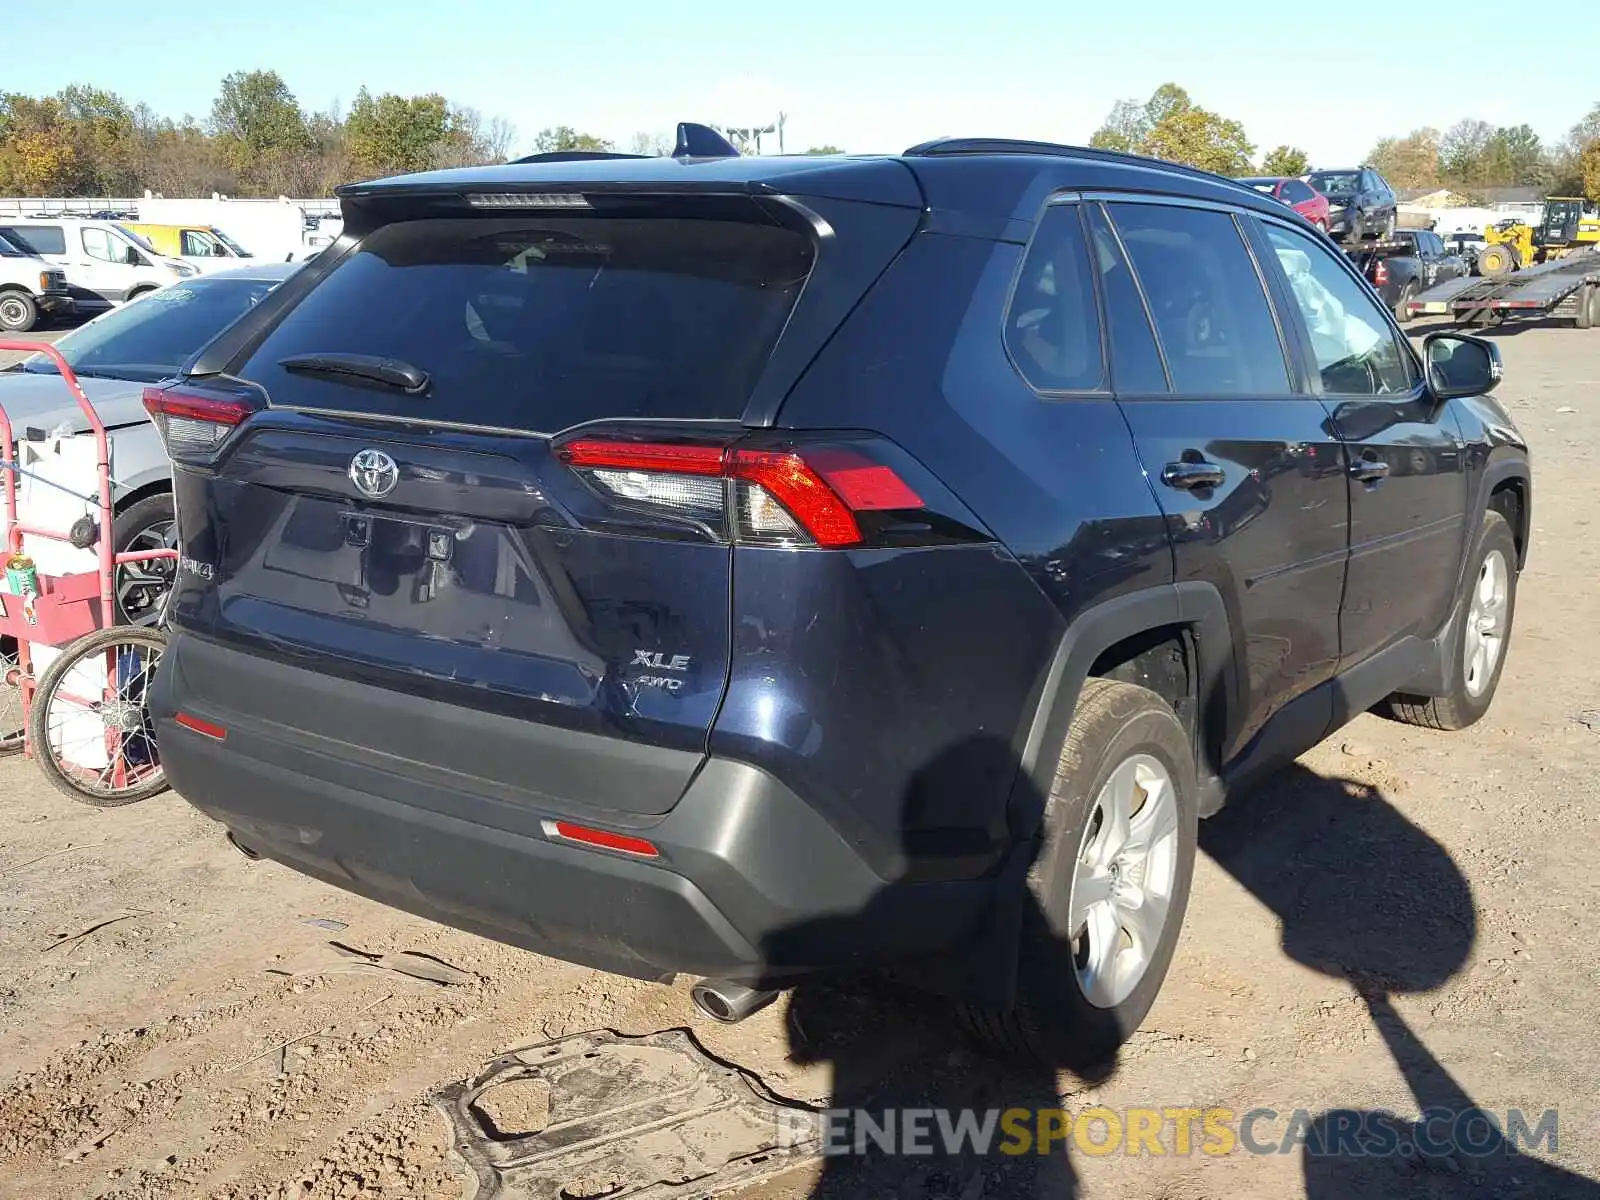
[0,338,175,805]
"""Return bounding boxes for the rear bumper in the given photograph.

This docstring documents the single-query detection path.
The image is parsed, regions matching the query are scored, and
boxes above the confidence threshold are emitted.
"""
[151,633,995,983]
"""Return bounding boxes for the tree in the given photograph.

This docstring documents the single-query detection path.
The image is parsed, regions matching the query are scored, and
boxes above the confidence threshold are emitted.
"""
[1583,140,1600,203]
[628,131,672,157]
[57,85,137,192]
[0,94,79,194]
[1568,103,1600,157]
[1260,145,1308,176]
[1485,124,1546,186]
[530,126,613,155]
[1142,106,1254,175]
[1367,127,1441,190]
[345,88,451,176]
[1439,119,1495,187]
[1088,98,1149,152]
[210,70,311,157]
[1144,84,1192,127]
[803,145,844,155]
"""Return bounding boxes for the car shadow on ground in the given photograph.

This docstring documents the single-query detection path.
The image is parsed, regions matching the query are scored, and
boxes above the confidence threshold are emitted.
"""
[760,734,1093,1197]
[761,746,1600,1198]
[1202,762,1600,1199]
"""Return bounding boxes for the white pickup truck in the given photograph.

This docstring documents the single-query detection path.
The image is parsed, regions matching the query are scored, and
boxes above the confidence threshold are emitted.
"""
[0,232,73,333]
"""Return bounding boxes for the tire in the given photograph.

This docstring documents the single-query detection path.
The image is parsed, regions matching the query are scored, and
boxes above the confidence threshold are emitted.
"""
[111,492,177,626]
[1382,511,1517,732]
[125,287,156,304]
[1395,281,1419,325]
[28,625,169,806]
[1577,286,1598,330]
[960,679,1199,1068]
[0,289,39,333]
[1478,245,1514,278]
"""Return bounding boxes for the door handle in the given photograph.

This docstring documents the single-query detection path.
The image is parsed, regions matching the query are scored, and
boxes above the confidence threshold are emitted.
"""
[1349,458,1390,483]
[1161,460,1226,490]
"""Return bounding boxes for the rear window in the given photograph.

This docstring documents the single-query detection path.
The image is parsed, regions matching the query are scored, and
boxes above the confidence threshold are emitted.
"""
[236,215,814,431]
[20,277,278,383]
[1307,172,1360,196]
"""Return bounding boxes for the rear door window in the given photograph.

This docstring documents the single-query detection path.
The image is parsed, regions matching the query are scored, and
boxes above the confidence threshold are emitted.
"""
[1004,203,1105,392]
[1105,203,1291,396]
[234,215,814,430]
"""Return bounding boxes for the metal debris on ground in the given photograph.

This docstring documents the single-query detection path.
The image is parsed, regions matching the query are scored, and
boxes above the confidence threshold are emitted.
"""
[434,1028,820,1199]
[300,917,349,932]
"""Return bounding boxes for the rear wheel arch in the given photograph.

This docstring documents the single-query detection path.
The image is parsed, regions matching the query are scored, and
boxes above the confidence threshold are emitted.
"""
[1009,582,1235,841]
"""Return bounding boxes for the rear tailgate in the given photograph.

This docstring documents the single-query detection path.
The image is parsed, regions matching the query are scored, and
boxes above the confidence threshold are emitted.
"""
[162,184,921,818]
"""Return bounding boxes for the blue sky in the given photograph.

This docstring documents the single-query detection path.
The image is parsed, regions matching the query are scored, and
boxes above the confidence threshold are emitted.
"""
[6,0,1590,167]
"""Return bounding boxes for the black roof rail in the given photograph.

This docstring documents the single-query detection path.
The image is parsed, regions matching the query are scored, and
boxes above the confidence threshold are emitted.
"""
[674,122,739,160]
[508,150,649,164]
[901,137,1261,196]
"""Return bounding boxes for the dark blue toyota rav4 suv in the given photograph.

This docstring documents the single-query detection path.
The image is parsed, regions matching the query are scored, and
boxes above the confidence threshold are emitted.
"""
[147,134,1529,1065]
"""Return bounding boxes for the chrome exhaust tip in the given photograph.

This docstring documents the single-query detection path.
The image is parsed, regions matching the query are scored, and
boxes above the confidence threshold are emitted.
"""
[690,979,780,1024]
[224,830,261,860]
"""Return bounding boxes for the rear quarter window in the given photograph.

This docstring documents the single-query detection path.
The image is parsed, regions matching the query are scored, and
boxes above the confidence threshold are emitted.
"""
[1004,204,1105,392]
[233,215,814,431]
[2,225,67,255]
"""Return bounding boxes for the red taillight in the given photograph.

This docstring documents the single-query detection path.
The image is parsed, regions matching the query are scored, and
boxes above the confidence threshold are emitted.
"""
[556,438,924,549]
[560,438,725,476]
[1373,261,1390,286]
[547,820,660,858]
[142,387,255,458]
[174,711,227,740]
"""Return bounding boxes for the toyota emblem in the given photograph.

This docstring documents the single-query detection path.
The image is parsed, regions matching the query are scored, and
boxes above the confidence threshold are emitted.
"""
[349,448,400,499]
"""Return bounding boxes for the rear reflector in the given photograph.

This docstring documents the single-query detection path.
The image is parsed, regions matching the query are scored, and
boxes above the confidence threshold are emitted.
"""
[142,387,255,458]
[557,438,924,548]
[546,820,660,858]
[174,711,227,740]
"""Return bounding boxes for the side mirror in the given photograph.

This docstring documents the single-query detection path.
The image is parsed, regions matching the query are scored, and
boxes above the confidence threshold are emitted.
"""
[1424,331,1501,400]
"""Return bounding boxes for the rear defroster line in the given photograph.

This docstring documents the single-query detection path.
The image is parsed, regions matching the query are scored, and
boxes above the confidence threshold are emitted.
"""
[433,1027,820,1198]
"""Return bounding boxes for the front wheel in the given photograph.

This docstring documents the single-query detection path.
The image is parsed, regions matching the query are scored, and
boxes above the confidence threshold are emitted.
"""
[28,625,169,806]
[1382,510,1517,731]
[961,679,1198,1067]
[0,290,39,333]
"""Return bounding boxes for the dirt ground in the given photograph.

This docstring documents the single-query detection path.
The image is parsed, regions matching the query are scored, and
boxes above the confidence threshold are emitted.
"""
[2,321,1598,1199]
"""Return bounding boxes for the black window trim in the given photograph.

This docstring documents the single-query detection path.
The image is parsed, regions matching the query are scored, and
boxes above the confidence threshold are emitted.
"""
[1000,193,1113,399]
[1083,201,1172,396]
[1083,190,1302,402]
[1249,210,1429,403]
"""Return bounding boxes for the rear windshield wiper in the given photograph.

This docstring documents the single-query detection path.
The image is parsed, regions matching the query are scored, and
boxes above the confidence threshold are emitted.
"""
[278,352,430,395]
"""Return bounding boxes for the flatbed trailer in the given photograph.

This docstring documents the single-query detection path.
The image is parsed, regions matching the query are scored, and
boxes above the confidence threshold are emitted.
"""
[1404,248,1600,329]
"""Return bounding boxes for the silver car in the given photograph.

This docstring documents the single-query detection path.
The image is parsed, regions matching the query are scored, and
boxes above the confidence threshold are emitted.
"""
[0,261,299,625]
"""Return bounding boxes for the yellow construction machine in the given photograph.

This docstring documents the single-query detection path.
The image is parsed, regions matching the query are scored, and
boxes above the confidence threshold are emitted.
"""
[1478,197,1600,276]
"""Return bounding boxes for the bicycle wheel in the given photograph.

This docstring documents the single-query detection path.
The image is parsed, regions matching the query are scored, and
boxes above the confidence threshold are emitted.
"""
[28,625,169,806]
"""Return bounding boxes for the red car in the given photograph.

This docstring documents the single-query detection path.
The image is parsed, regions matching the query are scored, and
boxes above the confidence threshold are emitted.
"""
[1236,176,1331,232]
